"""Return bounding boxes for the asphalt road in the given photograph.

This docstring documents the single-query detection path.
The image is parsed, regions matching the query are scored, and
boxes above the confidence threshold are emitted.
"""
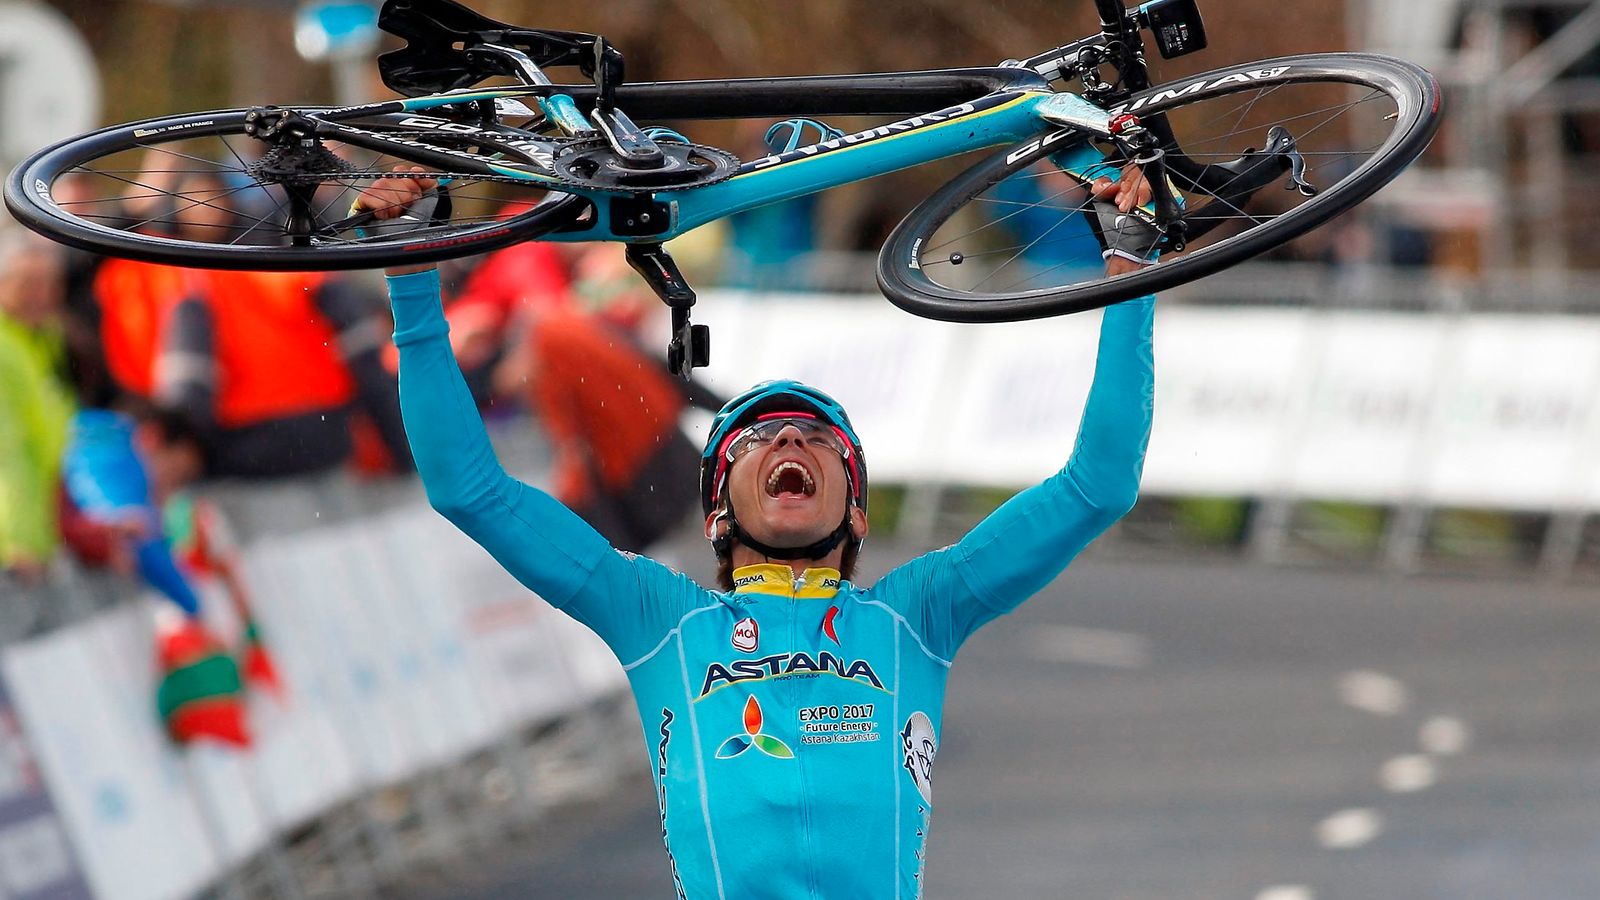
[404,547,1600,900]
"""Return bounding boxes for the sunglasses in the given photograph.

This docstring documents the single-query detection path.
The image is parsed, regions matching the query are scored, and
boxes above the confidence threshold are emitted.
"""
[709,413,858,508]
[723,415,852,464]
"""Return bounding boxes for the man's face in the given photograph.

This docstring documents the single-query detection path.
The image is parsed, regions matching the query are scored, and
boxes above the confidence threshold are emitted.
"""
[720,417,854,550]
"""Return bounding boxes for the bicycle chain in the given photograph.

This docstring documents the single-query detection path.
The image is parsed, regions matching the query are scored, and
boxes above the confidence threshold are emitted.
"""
[258,134,739,194]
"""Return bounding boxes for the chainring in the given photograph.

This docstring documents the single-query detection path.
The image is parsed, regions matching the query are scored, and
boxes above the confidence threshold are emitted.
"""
[551,138,740,192]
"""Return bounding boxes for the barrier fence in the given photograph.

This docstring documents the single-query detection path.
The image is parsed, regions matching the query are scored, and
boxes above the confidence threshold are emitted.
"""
[0,455,636,900]
[2,289,1597,899]
[691,290,1600,568]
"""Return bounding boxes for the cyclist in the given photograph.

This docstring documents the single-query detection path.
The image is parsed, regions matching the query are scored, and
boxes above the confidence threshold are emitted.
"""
[366,167,1155,898]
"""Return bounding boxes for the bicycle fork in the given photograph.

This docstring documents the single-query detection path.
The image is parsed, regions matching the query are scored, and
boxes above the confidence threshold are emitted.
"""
[1035,93,1189,252]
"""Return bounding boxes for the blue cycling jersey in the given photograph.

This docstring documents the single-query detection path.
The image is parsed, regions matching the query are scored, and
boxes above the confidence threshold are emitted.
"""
[388,270,1154,900]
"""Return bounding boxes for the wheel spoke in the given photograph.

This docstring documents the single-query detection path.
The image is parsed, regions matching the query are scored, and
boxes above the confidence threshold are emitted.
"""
[898,69,1426,305]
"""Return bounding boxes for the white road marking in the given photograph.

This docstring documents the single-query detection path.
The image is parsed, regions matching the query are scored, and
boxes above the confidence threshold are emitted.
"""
[1380,754,1438,793]
[1257,887,1315,900]
[1337,670,1409,716]
[1419,715,1471,756]
[1317,808,1384,849]
[1028,625,1151,669]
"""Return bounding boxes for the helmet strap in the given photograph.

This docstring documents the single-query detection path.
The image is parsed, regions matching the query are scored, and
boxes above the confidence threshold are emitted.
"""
[715,501,853,562]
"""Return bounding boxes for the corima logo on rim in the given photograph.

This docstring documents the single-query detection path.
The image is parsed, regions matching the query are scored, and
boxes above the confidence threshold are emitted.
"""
[1108,66,1292,116]
[731,617,759,653]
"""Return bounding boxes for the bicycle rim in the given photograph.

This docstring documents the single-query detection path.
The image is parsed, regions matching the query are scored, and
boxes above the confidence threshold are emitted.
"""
[878,53,1441,321]
[4,108,586,271]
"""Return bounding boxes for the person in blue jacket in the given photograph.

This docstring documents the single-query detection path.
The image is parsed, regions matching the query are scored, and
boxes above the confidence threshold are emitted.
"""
[366,167,1156,899]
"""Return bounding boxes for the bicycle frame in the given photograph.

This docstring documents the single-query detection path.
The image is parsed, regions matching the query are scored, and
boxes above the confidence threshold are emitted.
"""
[306,76,1117,245]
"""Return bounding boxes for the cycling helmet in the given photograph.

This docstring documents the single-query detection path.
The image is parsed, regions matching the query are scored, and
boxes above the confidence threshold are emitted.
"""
[700,380,867,560]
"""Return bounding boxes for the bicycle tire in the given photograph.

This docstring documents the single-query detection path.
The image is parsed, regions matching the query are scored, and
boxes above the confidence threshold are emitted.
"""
[876,53,1441,322]
[4,108,586,271]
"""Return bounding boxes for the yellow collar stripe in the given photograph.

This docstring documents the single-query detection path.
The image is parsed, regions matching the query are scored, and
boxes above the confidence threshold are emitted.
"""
[730,564,842,598]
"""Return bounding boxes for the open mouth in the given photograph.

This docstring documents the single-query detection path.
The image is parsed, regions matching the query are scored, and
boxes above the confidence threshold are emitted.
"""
[765,460,816,498]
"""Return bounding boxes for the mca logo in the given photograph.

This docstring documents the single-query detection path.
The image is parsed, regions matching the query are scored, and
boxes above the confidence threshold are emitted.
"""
[715,696,793,760]
[731,617,759,653]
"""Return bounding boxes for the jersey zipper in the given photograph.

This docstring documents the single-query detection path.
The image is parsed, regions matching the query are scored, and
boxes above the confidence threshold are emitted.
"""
[789,590,822,899]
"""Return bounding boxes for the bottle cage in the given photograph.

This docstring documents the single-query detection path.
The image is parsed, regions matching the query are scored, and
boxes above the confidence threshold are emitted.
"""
[376,0,602,96]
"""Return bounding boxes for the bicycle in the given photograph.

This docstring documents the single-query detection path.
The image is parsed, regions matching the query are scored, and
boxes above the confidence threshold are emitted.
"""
[4,0,1440,374]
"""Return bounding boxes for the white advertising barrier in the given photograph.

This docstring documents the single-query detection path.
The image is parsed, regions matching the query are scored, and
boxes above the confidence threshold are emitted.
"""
[1418,316,1600,510]
[238,537,368,825]
[938,311,1102,486]
[696,293,963,483]
[1584,363,1600,511]
[402,509,598,729]
[257,530,414,786]
[693,297,1600,513]
[1,610,220,900]
[318,517,484,776]
[370,508,506,762]
[1284,313,1450,502]
[1140,307,1316,497]
[0,663,94,900]
[89,598,271,870]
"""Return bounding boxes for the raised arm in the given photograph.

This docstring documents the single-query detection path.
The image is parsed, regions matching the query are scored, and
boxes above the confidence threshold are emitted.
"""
[875,294,1156,655]
[388,267,709,660]
[389,268,613,599]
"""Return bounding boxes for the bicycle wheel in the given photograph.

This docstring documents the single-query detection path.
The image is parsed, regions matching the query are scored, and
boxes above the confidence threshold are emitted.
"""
[4,108,586,270]
[877,53,1441,321]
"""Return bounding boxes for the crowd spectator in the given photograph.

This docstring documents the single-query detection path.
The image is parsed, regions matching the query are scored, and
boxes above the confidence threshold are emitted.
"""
[0,233,75,582]
[92,172,412,480]
[435,235,573,405]
[435,238,720,551]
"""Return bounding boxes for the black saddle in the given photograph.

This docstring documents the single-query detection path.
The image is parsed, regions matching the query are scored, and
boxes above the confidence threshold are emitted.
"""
[377,0,604,96]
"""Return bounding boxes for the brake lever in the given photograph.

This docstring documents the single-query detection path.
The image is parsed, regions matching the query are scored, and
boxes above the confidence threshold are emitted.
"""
[1263,125,1318,197]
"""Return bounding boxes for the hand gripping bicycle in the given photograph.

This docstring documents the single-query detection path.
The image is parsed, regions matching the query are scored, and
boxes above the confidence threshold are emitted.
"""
[4,0,1441,375]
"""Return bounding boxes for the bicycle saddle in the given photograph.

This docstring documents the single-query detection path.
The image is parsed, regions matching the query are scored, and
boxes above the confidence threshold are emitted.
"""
[377,0,602,96]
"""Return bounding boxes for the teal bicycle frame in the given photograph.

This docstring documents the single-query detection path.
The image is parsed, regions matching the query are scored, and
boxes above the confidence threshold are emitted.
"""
[323,85,1120,244]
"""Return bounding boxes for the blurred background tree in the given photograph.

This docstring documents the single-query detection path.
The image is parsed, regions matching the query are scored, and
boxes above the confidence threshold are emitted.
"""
[45,0,1348,122]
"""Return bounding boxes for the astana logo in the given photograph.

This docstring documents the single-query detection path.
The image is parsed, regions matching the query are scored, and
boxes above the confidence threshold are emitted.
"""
[715,696,793,760]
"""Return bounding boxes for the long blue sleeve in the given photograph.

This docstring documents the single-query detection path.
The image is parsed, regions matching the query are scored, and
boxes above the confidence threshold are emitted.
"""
[387,270,704,661]
[869,295,1155,656]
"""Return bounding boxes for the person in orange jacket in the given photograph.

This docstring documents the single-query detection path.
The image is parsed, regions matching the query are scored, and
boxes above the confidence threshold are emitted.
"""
[94,172,413,479]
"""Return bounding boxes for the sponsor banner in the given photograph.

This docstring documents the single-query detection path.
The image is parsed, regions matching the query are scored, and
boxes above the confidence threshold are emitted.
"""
[2,616,220,900]
[0,666,93,900]
[88,601,269,868]
[940,312,1102,486]
[1141,307,1314,496]
[1284,313,1448,502]
[410,511,593,727]
[235,536,365,827]
[700,294,961,483]
[258,529,413,785]
[544,612,628,701]
[698,294,1600,512]
[318,518,474,776]
[1418,316,1600,509]
[372,509,505,761]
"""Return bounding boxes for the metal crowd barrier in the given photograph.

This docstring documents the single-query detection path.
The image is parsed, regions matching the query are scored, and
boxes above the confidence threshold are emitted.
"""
[0,423,641,900]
